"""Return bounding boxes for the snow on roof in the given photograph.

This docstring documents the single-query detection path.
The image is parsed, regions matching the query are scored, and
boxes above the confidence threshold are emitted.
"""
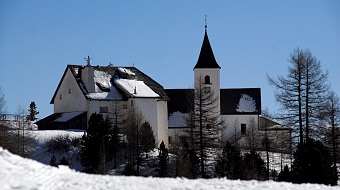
[94,70,112,90]
[236,94,257,113]
[118,67,135,76]
[168,111,187,128]
[114,78,160,98]
[73,68,79,75]
[1,147,338,190]
[87,86,123,100]
[53,112,85,122]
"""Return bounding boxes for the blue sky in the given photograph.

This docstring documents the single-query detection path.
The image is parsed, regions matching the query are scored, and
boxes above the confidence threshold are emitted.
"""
[0,1,339,119]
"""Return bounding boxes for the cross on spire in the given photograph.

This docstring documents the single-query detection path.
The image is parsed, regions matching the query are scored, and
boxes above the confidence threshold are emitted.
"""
[205,15,207,30]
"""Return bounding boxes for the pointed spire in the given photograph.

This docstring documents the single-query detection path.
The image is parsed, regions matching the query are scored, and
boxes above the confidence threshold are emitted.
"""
[205,15,207,31]
[194,21,221,69]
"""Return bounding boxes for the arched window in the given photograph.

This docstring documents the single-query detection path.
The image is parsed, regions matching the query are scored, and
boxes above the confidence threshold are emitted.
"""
[204,75,210,84]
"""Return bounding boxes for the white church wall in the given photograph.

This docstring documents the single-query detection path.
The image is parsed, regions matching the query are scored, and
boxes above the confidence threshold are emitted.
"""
[54,68,87,113]
[221,114,259,142]
[88,100,111,120]
[156,100,169,147]
[194,68,221,116]
[134,98,163,147]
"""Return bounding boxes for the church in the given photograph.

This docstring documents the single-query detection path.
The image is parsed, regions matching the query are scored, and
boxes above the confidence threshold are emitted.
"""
[36,26,291,151]
[166,27,290,152]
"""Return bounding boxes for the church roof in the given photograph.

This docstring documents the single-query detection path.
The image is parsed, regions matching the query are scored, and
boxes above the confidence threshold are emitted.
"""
[50,65,169,104]
[194,29,221,69]
[220,88,261,115]
[165,88,261,115]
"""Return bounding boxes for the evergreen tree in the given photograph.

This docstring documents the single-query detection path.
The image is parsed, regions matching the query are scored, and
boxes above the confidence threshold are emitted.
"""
[277,165,291,182]
[59,156,69,166]
[243,150,266,180]
[171,138,199,179]
[290,139,337,185]
[28,101,39,121]
[80,113,113,174]
[140,121,155,158]
[50,155,58,167]
[215,142,243,179]
[158,141,169,177]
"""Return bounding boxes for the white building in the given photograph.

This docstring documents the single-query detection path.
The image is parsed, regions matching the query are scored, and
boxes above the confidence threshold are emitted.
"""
[37,26,291,151]
[166,27,291,152]
[36,58,169,147]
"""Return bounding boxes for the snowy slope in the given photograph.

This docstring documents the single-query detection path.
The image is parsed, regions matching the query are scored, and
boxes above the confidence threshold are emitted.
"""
[1,147,338,190]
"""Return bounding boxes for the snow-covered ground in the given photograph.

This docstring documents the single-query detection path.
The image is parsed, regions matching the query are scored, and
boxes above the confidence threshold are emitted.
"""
[1,147,338,190]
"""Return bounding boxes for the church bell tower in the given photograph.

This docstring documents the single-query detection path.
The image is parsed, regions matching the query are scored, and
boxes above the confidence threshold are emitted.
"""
[193,24,221,115]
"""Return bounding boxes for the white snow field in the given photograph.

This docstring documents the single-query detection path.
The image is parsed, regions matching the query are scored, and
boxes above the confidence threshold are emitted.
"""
[1,147,338,190]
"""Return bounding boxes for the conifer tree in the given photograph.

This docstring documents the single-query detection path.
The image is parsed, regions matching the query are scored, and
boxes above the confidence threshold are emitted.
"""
[50,155,58,167]
[123,106,144,176]
[215,142,243,179]
[290,139,337,185]
[59,156,69,166]
[158,141,169,177]
[185,76,224,178]
[268,48,328,144]
[109,99,124,169]
[28,101,39,121]
[140,121,155,158]
[80,113,113,174]
[243,150,266,180]
[277,165,291,182]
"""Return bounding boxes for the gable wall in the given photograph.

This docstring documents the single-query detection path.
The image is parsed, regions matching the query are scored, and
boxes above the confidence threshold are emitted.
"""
[54,68,87,113]
[134,98,168,147]
[156,100,169,146]
[221,114,259,141]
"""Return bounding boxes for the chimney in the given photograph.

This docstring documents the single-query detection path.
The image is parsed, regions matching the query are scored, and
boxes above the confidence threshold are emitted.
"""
[81,56,95,93]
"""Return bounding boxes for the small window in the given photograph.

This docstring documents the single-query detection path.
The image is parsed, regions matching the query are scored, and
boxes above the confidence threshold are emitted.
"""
[123,104,127,109]
[131,100,133,106]
[69,88,71,94]
[100,106,108,113]
[60,94,62,100]
[168,136,172,145]
[204,75,210,84]
[241,124,246,135]
[204,87,211,93]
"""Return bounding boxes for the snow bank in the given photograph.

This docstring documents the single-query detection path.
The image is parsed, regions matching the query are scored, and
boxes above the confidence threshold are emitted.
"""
[1,147,338,190]
[32,130,84,144]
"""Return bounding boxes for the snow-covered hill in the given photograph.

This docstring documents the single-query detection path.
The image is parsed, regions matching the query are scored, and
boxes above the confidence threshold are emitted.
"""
[0,147,338,190]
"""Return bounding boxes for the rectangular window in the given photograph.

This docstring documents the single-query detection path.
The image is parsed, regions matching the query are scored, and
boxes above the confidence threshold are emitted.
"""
[69,89,71,94]
[123,104,127,109]
[100,106,108,113]
[131,100,133,106]
[241,124,246,135]
[204,87,211,93]
[60,94,62,100]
